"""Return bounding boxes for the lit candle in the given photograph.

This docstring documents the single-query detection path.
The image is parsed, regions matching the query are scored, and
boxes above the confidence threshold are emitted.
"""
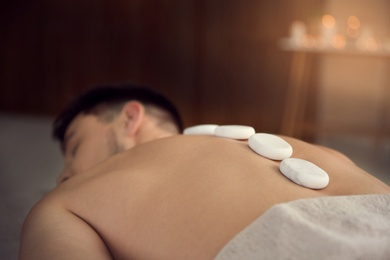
[321,14,336,46]
[290,21,307,46]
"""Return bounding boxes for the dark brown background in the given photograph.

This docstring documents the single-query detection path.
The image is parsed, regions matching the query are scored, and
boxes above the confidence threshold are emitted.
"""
[2,2,390,260]
[0,0,323,137]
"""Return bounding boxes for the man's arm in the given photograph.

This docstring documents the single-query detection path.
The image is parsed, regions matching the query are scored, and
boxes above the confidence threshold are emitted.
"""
[19,199,112,260]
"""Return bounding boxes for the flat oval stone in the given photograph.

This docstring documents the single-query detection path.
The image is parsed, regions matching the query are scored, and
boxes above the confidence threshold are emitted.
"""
[183,124,218,135]
[214,125,255,139]
[279,158,329,189]
[248,133,293,160]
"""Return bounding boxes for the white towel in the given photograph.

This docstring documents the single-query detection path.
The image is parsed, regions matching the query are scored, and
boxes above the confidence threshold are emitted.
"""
[215,194,390,260]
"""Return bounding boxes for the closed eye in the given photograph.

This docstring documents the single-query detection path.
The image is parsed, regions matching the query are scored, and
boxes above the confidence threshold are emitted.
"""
[71,142,80,157]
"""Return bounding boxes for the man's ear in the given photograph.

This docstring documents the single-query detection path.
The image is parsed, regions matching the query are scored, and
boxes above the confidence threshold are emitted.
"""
[121,101,145,137]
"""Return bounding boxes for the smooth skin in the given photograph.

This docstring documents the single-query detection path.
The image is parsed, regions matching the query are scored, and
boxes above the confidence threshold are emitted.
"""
[19,102,390,260]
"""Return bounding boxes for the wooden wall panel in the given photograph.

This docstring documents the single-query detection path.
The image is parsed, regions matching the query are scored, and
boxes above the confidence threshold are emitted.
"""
[194,0,323,134]
[0,0,323,137]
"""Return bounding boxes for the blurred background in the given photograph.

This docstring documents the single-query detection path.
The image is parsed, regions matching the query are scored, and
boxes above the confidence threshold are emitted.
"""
[1,0,389,258]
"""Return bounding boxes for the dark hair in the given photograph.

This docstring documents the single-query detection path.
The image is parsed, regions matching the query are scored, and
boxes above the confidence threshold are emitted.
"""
[53,83,184,145]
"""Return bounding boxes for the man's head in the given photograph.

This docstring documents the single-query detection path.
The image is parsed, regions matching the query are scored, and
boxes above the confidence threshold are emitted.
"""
[53,83,184,184]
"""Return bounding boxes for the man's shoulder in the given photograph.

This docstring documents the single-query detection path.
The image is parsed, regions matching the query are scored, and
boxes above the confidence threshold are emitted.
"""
[19,195,113,259]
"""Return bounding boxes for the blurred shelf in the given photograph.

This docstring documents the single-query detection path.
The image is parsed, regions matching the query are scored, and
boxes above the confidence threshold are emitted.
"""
[279,38,390,57]
[280,38,390,141]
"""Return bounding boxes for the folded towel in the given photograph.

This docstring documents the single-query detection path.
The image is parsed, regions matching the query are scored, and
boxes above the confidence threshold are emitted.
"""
[215,194,390,260]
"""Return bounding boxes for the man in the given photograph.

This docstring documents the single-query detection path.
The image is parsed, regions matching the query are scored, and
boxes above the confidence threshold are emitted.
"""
[51,85,184,184]
[19,84,390,259]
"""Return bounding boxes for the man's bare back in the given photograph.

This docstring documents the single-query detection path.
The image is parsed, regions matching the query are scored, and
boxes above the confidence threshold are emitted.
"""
[20,135,390,259]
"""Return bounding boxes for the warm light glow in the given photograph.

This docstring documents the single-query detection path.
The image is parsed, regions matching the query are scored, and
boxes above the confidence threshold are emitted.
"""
[356,38,366,51]
[285,14,390,54]
[314,37,326,49]
[348,16,360,30]
[346,27,359,38]
[322,15,335,28]
[366,37,379,51]
[332,34,346,49]
[355,37,379,51]
[302,34,315,48]
[290,21,307,46]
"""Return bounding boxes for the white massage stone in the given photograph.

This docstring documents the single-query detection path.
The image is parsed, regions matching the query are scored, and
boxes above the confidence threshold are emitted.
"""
[280,158,329,189]
[214,125,255,140]
[248,133,293,160]
[183,124,218,135]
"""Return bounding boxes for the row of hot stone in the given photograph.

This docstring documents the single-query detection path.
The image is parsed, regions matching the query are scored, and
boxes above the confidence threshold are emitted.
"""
[183,124,329,189]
